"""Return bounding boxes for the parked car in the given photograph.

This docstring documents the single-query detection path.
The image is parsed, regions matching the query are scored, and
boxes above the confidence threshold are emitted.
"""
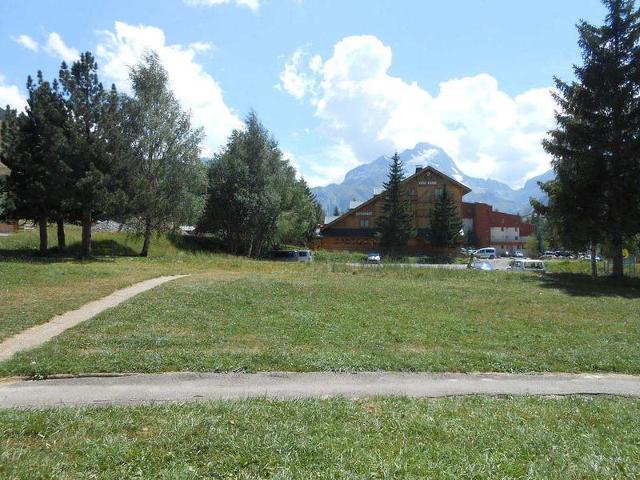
[542,251,556,258]
[508,259,546,273]
[271,250,300,262]
[296,250,313,262]
[469,260,494,271]
[514,251,525,258]
[474,247,497,259]
[366,252,382,264]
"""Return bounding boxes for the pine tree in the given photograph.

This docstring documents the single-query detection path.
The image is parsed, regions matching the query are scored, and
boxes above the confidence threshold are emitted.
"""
[540,0,640,278]
[1,73,69,254]
[376,152,414,258]
[123,52,205,257]
[427,186,463,250]
[332,205,340,217]
[59,52,128,258]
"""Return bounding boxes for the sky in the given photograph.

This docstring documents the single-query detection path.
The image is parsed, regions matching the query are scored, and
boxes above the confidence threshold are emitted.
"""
[0,0,608,188]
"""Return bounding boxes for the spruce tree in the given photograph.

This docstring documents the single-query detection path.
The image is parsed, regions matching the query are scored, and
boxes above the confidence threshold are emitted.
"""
[332,205,340,217]
[376,152,413,258]
[427,186,463,250]
[540,0,640,278]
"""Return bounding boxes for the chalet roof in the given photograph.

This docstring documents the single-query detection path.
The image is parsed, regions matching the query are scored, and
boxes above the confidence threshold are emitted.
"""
[322,165,472,230]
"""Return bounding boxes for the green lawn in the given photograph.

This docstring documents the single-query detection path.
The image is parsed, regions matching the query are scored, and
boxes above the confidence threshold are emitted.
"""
[1,397,639,479]
[2,259,640,376]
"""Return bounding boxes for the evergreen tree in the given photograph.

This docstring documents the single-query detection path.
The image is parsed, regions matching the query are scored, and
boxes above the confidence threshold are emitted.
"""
[1,73,69,254]
[332,205,340,217]
[540,0,640,278]
[427,186,463,250]
[123,52,205,257]
[198,112,321,256]
[59,52,128,258]
[376,152,414,258]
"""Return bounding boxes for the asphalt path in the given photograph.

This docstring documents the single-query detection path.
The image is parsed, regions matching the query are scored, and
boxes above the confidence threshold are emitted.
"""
[1,372,639,409]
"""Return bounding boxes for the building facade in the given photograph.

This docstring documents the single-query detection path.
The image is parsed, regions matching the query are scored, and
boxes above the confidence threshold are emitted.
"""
[316,165,535,255]
[318,166,471,253]
[462,202,533,255]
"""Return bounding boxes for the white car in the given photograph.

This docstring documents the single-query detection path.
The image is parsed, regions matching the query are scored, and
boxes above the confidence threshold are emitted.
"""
[514,251,525,258]
[474,247,497,259]
[366,252,382,264]
[297,250,313,262]
[508,259,546,273]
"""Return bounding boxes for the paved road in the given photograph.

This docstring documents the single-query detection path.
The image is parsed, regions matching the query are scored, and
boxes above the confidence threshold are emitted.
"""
[0,275,188,363]
[1,372,639,409]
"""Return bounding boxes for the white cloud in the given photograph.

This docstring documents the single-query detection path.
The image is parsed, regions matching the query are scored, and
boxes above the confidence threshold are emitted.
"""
[96,21,242,156]
[285,140,360,187]
[0,74,26,110]
[183,0,260,11]
[45,32,80,62]
[280,35,556,187]
[13,34,39,52]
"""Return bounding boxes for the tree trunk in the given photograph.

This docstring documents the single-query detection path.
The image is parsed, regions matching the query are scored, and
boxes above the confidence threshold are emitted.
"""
[38,215,48,255]
[81,207,92,258]
[57,217,66,250]
[611,234,624,278]
[590,245,597,278]
[140,218,153,257]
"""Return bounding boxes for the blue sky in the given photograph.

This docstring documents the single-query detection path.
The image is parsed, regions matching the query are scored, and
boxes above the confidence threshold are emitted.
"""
[1,0,607,187]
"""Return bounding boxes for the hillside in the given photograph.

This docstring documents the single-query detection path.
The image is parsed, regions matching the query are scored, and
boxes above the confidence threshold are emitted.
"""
[311,143,551,215]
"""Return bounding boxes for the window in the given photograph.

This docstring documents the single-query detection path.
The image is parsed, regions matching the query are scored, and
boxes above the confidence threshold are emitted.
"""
[501,227,504,232]
[360,219,369,228]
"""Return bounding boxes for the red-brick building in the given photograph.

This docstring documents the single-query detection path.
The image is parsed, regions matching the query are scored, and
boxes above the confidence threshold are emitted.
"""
[462,202,533,255]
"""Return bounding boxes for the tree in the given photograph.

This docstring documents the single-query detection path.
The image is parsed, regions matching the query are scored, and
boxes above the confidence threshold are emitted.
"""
[427,186,463,250]
[199,112,320,257]
[332,205,340,217]
[123,52,205,257]
[59,52,128,258]
[540,0,640,278]
[1,73,69,254]
[376,152,414,258]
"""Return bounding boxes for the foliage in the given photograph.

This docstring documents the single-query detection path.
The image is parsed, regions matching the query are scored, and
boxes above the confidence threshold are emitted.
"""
[123,52,206,257]
[539,0,640,278]
[198,112,322,256]
[376,152,414,257]
[427,186,463,249]
[59,52,129,257]
[0,74,69,252]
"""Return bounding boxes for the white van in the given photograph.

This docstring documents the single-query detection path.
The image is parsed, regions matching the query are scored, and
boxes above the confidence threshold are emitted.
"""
[474,247,497,259]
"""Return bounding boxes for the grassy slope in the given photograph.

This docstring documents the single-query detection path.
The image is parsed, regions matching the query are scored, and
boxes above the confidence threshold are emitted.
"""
[0,227,271,342]
[1,397,639,479]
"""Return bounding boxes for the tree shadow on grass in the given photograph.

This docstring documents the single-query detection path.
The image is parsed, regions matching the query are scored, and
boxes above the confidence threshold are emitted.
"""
[166,233,224,253]
[0,239,138,263]
[535,272,640,299]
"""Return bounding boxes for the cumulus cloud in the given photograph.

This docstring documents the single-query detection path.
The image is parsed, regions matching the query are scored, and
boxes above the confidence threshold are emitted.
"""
[96,21,242,156]
[183,0,260,11]
[13,34,39,52]
[0,74,26,110]
[279,35,556,187]
[45,32,80,62]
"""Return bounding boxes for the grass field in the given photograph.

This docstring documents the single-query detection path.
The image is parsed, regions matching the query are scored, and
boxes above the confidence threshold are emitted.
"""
[2,228,640,375]
[1,397,639,479]
[2,229,639,376]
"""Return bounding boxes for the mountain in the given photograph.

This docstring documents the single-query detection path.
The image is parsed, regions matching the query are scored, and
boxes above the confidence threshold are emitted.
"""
[311,142,552,215]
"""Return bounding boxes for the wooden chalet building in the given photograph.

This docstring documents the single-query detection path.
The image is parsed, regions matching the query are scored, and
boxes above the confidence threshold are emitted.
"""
[317,166,471,254]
